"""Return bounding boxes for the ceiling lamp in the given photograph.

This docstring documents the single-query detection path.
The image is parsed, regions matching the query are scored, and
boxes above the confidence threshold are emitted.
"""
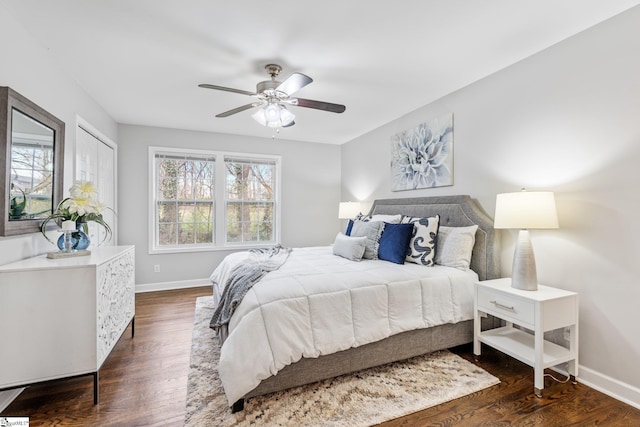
[251,102,295,128]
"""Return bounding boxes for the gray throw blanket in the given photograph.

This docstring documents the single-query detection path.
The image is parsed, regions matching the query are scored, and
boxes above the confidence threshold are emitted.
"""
[210,245,292,333]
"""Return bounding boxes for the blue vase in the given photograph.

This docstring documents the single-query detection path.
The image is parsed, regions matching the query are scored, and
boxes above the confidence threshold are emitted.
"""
[57,223,91,251]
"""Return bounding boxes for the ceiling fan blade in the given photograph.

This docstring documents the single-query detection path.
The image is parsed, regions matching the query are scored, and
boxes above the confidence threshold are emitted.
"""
[215,103,259,118]
[294,98,346,113]
[276,73,313,96]
[199,84,256,97]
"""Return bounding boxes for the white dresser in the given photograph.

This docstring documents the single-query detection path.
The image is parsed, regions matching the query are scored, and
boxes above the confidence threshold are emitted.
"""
[0,245,135,403]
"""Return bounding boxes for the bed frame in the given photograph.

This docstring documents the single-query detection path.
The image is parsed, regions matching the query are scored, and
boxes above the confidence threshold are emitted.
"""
[231,195,500,412]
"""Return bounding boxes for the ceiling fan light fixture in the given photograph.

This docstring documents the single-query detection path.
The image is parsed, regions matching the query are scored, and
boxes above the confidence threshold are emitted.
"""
[264,103,281,123]
[251,103,295,128]
[279,106,295,126]
[251,108,267,126]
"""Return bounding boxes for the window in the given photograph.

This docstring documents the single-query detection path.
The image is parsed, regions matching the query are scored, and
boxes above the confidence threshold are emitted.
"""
[225,156,276,245]
[154,151,215,247]
[149,147,280,253]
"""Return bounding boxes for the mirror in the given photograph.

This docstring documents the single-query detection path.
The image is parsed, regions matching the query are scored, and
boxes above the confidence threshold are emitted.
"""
[1,87,64,236]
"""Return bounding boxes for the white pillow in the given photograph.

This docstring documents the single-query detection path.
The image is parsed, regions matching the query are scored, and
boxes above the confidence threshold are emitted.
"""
[333,233,367,261]
[435,225,478,270]
[369,214,402,224]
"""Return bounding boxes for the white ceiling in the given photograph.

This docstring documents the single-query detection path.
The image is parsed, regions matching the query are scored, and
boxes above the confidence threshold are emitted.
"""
[5,0,640,144]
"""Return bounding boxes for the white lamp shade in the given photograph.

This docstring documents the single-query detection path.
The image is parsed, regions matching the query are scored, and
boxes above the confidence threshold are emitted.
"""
[251,109,267,126]
[264,103,280,123]
[338,202,362,219]
[494,191,559,230]
[279,106,295,126]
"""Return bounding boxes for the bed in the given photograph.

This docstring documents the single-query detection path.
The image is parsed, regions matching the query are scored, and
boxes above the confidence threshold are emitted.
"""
[210,195,500,411]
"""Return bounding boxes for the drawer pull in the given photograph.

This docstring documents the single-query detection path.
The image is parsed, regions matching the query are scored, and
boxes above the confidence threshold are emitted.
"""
[490,300,515,311]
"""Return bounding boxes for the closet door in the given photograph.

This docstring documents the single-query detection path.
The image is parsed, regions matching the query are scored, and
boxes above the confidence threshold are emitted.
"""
[76,126,116,246]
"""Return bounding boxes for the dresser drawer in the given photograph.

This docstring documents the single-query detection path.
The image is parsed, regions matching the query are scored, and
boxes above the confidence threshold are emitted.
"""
[477,286,534,327]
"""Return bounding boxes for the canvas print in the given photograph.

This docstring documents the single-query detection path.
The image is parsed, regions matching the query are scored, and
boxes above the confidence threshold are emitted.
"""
[390,114,453,191]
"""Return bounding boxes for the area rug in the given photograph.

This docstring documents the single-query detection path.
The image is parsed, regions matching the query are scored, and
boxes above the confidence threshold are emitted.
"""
[185,296,499,427]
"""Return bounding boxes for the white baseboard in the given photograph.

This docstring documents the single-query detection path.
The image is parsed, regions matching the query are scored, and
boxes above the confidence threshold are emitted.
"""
[577,365,640,410]
[135,278,211,293]
[0,388,25,412]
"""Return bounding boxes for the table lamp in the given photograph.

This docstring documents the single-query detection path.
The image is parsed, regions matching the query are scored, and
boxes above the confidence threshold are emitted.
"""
[494,190,559,291]
[338,201,362,219]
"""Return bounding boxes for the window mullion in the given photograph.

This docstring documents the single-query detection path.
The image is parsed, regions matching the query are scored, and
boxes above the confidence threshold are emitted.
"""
[215,157,226,246]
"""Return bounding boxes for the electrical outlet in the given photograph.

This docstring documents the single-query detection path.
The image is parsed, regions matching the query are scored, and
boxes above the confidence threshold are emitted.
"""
[154,264,160,273]
[563,327,571,341]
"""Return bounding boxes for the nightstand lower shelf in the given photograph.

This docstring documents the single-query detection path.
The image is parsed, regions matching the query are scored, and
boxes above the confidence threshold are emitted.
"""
[478,326,575,369]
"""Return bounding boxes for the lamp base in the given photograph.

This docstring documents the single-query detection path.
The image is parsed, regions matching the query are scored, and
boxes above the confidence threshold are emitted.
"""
[511,230,538,291]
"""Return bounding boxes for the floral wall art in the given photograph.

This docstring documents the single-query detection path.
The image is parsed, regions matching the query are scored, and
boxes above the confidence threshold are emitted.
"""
[390,114,453,191]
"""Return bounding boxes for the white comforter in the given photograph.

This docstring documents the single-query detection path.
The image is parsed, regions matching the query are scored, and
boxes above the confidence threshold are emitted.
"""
[210,246,478,405]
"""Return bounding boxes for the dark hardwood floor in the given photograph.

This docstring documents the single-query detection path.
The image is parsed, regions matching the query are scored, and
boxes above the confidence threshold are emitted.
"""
[3,286,639,426]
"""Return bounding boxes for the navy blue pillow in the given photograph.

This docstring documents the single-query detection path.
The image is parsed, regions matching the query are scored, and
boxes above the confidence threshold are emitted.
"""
[378,222,414,264]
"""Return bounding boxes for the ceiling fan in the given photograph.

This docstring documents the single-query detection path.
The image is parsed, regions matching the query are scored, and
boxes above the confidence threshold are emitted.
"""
[199,64,346,128]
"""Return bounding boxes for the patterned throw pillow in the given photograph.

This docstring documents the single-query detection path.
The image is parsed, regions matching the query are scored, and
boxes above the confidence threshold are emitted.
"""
[357,214,402,224]
[401,215,440,266]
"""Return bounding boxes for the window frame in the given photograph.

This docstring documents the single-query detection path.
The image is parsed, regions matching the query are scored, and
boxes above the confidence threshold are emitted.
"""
[148,146,281,254]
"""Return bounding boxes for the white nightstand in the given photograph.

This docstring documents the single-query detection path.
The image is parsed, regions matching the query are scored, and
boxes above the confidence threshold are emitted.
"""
[474,278,578,397]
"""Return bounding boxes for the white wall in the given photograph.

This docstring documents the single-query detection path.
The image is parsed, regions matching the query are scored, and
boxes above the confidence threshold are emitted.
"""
[0,1,118,265]
[118,124,341,287]
[342,6,640,406]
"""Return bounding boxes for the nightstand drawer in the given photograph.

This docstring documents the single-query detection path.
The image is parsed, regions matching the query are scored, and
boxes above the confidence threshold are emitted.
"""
[477,286,534,327]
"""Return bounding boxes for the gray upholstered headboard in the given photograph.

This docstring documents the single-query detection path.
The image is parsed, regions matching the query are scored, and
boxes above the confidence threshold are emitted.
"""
[369,195,500,281]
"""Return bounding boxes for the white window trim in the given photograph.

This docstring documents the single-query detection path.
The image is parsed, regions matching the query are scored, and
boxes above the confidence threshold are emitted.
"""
[148,146,281,254]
